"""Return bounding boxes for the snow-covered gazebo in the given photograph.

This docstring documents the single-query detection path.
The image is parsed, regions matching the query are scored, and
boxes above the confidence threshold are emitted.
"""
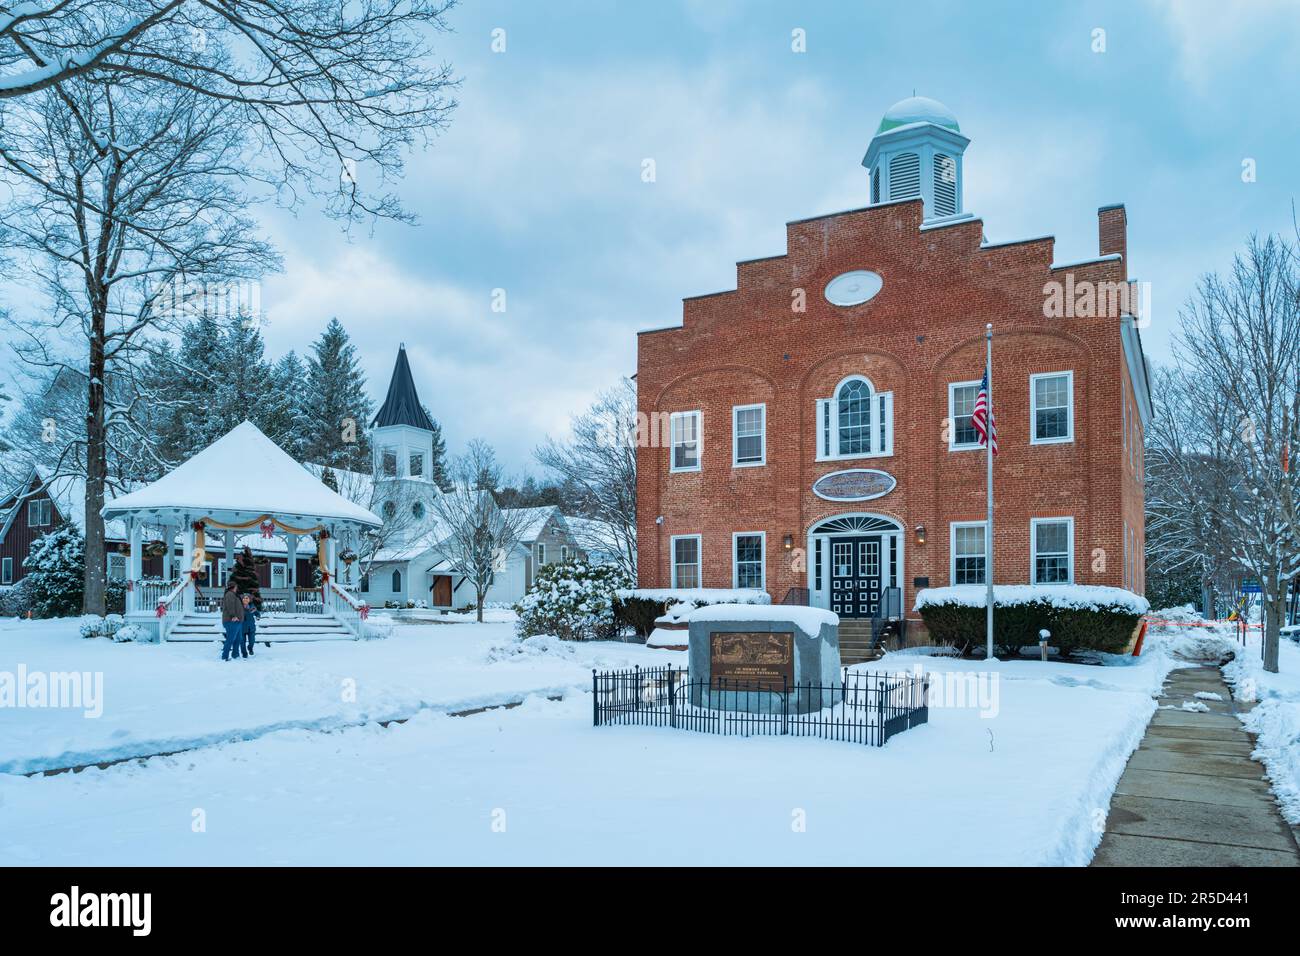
[103,421,381,640]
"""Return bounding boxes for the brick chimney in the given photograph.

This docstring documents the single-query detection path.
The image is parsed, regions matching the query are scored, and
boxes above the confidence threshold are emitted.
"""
[1098,203,1127,273]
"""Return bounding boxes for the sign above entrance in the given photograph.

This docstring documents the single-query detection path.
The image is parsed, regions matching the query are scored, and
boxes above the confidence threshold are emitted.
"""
[812,468,896,502]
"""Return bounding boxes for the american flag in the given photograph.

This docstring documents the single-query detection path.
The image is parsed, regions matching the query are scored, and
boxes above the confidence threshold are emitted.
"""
[971,369,997,455]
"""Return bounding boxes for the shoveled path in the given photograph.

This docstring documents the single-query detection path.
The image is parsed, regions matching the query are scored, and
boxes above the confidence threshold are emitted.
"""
[1092,665,1300,866]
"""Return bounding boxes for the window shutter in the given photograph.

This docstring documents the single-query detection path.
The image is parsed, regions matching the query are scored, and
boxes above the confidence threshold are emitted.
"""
[817,399,830,457]
[888,152,921,200]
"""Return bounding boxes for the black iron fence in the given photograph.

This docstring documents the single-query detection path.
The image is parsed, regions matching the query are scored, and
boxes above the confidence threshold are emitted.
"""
[592,666,929,748]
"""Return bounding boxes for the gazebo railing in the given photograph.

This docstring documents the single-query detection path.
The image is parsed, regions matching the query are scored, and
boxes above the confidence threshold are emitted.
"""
[325,580,368,639]
[154,577,191,641]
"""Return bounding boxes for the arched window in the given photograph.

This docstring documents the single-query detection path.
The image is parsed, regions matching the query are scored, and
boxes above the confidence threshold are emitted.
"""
[391,569,402,593]
[817,377,894,459]
[360,573,369,593]
[837,379,872,456]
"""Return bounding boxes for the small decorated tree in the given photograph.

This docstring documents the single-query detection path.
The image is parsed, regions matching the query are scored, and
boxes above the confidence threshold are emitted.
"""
[514,560,633,641]
[229,545,264,610]
[25,524,85,618]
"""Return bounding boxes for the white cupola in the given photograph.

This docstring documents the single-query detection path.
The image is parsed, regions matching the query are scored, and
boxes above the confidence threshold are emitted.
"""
[863,96,969,221]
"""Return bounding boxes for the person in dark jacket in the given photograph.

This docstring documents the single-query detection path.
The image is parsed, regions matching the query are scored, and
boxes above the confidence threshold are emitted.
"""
[241,592,260,657]
[220,581,244,661]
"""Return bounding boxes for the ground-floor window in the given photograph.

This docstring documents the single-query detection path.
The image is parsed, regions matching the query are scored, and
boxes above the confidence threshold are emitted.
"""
[671,535,701,589]
[106,553,126,582]
[392,569,402,593]
[733,532,765,589]
[1031,517,1073,584]
[1,556,12,584]
[951,522,987,585]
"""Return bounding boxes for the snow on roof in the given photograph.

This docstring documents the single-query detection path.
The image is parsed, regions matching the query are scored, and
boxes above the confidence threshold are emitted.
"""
[504,505,559,542]
[102,421,381,527]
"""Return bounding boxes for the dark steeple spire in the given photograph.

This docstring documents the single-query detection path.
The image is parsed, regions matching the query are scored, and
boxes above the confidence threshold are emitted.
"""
[372,346,435,431]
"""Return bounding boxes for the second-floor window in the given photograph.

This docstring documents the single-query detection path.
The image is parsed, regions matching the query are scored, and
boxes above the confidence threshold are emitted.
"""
[381,448,398,476]
[817,377,893,459]
[27,498,52,527]
[948,382,982,450]
[732,404,765,467]
[670,411,701,472]
[409,452,424,477]
[1031,371,1073,444]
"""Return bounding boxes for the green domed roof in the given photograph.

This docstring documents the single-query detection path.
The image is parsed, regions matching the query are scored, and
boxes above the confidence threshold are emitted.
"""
[877,96,960,134]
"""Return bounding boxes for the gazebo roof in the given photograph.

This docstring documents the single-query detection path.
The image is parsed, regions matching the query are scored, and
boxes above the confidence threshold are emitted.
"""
[102,421,382,527]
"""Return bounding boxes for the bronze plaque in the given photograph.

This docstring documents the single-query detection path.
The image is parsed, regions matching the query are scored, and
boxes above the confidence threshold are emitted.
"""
[710,631,794,688]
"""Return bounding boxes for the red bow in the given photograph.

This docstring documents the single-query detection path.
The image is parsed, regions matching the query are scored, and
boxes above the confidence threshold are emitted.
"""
[260,521,275,539]
[156,602,166,618]
[360,605,370,620]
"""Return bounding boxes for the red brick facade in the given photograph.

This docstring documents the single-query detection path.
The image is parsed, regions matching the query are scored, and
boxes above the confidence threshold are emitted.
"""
[635,196,1148,623]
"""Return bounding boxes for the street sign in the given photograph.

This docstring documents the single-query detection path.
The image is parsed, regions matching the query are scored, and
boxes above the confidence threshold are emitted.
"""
[1241,581,1262,594]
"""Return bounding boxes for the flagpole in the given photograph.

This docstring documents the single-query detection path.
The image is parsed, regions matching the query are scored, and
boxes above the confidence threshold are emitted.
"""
[985,323,995,661]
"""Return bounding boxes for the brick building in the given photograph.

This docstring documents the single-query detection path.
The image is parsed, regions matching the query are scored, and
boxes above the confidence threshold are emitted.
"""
[635,96,1151,627]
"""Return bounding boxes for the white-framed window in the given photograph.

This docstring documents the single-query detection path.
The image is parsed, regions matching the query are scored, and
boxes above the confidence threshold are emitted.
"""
[27,498,52,527]
[560,545,571,561]
[409,452,424,478]
[732,532,765,590]
[536,543,546,564]
[1030,371,1074,444]
[816,376,893,459]
[391,569,402,593]
[948,381,982,450]
[950,521,987,585]
[271,563,287,589]
[669,410,702,472]
[732,403,766,467]
[106,553,126,582]
[1031,517,1074,584]
[1,556,12,585]
[381,448,398,476]
[670,534,702,589]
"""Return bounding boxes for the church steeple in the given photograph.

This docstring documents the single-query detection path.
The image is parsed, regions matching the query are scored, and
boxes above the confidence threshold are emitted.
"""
[372,344,435,430]
[371,345,435,486]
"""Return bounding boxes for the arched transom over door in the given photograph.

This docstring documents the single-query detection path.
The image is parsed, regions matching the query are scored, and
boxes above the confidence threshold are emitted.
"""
[807,514,904,618]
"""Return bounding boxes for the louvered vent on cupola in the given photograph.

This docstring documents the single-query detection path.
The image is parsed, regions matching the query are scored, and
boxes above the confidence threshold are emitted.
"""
[933,153,957,216]
[888,152,921,200]
[871,167,881,204]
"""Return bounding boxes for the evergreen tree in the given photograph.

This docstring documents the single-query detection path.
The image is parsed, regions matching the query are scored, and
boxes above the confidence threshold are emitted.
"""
[301,318,373,471]
[320,467,339,492]
[263,351,309,459]
[25,524,85,618]
[421,404,449,489]
[229,545,264,610]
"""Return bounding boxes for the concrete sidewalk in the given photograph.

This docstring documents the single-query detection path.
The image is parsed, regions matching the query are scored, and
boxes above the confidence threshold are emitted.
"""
[1092,665,1300,866]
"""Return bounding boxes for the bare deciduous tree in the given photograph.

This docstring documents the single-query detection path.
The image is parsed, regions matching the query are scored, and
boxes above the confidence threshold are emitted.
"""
[429,440,531,623]
[0,72,278,613]
[535,378,637,578]
[0,1,459,223]
[1159,235,1300,672]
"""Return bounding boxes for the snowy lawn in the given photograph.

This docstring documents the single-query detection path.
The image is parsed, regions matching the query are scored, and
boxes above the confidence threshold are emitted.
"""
[0,624,1184,866]
[1224,626,1300,825]
[0,616,677,775]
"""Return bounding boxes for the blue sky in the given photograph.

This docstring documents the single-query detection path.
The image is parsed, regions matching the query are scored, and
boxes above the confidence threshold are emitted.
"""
[5,0,1300,471]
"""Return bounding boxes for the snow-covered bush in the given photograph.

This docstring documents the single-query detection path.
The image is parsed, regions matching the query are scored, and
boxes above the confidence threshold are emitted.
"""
[0,579,33,618]
[614,587,771,639]
[103,613,124,636]
[25,525,85,618]
[78,614,106,638]
[515,561,633,641]
[361,614,396,640]
[916,585,1148,656]
[114,624,149,643]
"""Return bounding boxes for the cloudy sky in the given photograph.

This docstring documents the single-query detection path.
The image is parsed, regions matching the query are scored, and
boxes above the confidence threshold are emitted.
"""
[5,0,1300,471]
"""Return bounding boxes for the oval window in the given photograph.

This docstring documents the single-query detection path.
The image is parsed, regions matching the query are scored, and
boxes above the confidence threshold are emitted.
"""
[412,501,425,520]
[824,270,883,307]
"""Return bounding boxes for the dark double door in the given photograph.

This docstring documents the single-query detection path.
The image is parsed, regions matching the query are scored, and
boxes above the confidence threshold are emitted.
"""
[829,535,883,619]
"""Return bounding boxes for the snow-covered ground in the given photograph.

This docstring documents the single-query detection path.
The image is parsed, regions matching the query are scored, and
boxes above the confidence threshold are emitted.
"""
[1223,624,1300,825]
[0,613,1192,865]
[0,615,675,775]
